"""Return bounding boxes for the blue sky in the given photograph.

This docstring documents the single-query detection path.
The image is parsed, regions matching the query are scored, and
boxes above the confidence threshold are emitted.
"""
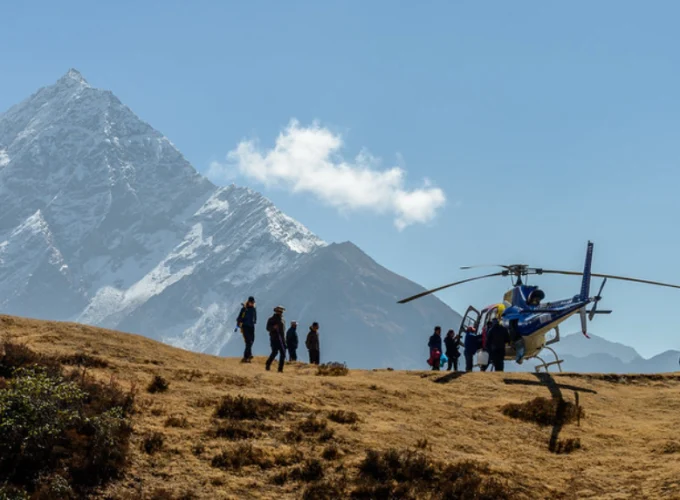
[3,1,680,357]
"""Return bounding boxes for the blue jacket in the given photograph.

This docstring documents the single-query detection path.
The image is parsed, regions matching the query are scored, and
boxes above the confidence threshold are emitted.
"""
[464,332,481,353]
[237,304,257,328]
[428,333,442,353]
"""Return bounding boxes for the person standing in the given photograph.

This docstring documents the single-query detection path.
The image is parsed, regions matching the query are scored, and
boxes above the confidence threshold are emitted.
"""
[236,296,257,363]
[305,322,320,365]
[485,318,511,372]
[428,326,443,371]
[444,329,462,371]
[463,326,480,372]
[286,320,299,361]
[265,306,287,372]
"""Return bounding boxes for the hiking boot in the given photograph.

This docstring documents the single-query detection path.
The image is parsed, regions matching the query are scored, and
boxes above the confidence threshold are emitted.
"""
[265,364,271,371]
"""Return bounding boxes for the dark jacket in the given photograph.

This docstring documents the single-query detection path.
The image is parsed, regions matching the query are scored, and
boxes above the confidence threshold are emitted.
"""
[428,333,442,353]
[237,303,257,328]
[286,326,298,349]
[266,313,286,349]
[305,329,319,351]
[464,332,481,353]
[444,335,461,357]
[486,321,510,353]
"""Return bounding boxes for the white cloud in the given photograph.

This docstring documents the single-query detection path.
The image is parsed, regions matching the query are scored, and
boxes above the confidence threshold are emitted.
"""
[208,119,446,230]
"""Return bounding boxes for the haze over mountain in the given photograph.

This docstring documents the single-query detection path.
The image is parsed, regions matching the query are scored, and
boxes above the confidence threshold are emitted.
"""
[0,69,461,369]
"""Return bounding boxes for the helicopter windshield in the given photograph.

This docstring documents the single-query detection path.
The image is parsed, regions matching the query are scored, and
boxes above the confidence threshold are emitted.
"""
[527,288,545,306]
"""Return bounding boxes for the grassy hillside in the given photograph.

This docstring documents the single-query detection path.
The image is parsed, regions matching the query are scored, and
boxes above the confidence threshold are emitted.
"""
[1,314,679,499]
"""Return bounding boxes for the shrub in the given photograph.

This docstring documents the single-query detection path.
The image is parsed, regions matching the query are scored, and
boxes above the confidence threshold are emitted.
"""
[147,375,169,394]
[328,410,358,424]
[318,429,335,442]
[211,421,255,440]
[316,362,349,377]
[210,444,273,471]
[290,459,324,482]
[302,481,346,500]
[501,397,584,427]
[354,449,512,500]
[322,445,340,461]
[59,353,108,369]
[164,416,189,428]
[214,395,293,420]
[554,438,582,454]
[141,433,164,454]
[0,349,134,498]
[297,416,328,434]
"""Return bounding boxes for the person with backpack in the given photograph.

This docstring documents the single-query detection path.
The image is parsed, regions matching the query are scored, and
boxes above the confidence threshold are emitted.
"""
[428,326,443,371]
[305,322,320,365]
[444,329,462,371]
[265,305,287,372]
[286,321,299,361]
[236,296,257,363]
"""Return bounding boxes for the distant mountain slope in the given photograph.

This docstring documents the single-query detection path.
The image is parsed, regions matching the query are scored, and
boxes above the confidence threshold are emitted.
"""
[0,69,461,369]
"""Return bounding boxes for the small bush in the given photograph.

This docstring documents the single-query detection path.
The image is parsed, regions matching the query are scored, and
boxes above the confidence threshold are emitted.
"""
[318,429,335,442]
[59,353,108,369]
[142,433,164,454]
[661,441,680,454]
[297,416,328,434]
[554,438,582,454]
[210,444,273,471]
[272,470,288,485]
[290,459,324,482]
[164,416,189,428]
[0,342,61,379]
[302,481,346,500]
[211,421,255,440]
[328,410,358,424]
[501,397,584,427]
[316,362,349,377]
[274,448,304,467]
[415,438,429,450]
[322,445,340,461]
[354,449,512,500]
[147,375,169,394]
[284,429,304,443]
[191,442,205,457]
[214,395,293,420]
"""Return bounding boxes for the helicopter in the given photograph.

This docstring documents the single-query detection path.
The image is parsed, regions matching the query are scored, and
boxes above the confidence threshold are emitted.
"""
[397,241,680,372]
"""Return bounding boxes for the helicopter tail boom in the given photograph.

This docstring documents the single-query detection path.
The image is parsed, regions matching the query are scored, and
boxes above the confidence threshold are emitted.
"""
[580,240,594,302]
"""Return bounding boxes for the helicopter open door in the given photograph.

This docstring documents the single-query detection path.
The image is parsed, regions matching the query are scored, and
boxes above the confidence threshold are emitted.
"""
[458,306,481,336]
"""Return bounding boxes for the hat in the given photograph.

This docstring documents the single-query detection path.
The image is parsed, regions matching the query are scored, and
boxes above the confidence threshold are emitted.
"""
[248,296,255,302]
[274,305,285,312]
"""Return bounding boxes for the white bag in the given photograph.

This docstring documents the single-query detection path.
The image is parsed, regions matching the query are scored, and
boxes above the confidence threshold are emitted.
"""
[476,350,489,366]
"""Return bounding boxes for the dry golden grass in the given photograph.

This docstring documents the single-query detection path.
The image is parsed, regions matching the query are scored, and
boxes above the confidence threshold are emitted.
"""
[1,313,680,499]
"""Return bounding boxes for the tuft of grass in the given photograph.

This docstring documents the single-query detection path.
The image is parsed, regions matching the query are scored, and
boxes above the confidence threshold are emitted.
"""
[214,394,294,420]
[322,444,340,461]
[142,432,164,454]
[191,442,205,457]
[328,410,359,425]
[318,429,335,442]
[164,416,189,428]
[316,362,349,377]
[210,421,256,441]
[354,449,512,500]
[501,397,584,427]
[302,481,346,500]
[661,441,680,454]
[147,375,169,394]
[297,415,328,434]
[59,353,108,369]
[210,443,273,471]
[290,459,324,482]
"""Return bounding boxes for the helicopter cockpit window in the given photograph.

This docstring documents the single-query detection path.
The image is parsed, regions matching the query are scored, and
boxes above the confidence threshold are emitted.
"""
[527,289,545,306]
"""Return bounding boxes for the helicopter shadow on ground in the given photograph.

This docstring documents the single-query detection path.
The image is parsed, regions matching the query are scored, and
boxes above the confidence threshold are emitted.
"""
[503,373,597,452]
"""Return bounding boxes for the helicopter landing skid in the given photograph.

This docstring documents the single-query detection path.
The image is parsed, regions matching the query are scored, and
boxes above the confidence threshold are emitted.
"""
[533,346,564,373]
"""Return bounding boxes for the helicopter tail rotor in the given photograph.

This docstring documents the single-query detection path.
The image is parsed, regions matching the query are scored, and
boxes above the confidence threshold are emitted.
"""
[588,277,607,321]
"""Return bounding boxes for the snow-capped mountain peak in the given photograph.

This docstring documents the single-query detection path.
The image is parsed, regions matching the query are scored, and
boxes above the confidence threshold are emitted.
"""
[0,70,461,368]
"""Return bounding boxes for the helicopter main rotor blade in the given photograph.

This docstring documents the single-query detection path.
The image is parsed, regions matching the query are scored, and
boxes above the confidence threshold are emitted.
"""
[539,270,680,289]
[397,272,505,304]
[460,264,512,270]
